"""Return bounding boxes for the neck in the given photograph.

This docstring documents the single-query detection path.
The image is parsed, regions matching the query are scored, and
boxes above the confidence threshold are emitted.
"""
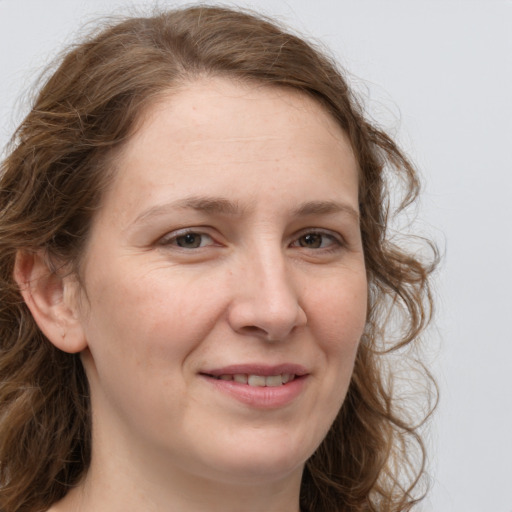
[49,439,303,512]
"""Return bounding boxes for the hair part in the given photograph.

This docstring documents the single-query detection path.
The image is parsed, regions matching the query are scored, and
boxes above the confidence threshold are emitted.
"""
[0,6,438,512]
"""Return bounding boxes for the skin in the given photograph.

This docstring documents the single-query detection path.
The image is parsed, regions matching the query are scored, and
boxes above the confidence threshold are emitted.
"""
[19,78,367,512]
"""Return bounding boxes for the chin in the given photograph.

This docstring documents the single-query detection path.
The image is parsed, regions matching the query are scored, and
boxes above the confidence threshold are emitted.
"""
[196,431,314,484]
[210,457,305,486]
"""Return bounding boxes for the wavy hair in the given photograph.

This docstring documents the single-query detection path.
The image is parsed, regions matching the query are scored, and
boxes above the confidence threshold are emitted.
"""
[0,6,437,512]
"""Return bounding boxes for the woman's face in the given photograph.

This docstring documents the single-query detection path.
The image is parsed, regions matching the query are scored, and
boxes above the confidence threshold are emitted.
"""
[75,78,367,486]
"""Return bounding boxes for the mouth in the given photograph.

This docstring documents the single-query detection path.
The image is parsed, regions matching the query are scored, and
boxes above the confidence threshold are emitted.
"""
[199,364,308,408]
[207,373,297,387]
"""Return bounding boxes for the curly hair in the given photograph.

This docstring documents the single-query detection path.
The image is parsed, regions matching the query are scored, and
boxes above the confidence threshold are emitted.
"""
[0,6,437,512]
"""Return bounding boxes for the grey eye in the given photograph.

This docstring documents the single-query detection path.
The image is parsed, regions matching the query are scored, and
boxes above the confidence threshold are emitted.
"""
[176,233,204,248]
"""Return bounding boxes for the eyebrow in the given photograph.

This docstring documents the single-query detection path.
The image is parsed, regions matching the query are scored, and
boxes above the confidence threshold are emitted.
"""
[133,196,242,225]
[292,200,359,220]
[132,195,359,226]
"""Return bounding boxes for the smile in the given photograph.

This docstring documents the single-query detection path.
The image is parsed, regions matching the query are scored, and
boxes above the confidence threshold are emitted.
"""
[213,374,296,386]
[200,365,308,408]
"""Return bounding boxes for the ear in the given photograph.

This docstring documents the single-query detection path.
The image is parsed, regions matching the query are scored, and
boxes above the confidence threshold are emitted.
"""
[14,250,87,353]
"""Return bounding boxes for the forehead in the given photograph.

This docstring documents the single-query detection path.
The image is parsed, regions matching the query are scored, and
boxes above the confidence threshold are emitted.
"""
[128,77,353,159]
[100,78,359,219]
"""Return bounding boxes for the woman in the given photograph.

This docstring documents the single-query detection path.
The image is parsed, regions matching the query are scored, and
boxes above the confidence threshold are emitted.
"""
[0,6,436,512]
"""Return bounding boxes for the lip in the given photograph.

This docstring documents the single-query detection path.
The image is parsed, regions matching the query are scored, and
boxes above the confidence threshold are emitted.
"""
[200,363,309,409]
[202,363,308,378]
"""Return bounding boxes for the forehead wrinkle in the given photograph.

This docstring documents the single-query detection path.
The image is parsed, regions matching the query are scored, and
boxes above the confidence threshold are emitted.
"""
[187,135,282,144]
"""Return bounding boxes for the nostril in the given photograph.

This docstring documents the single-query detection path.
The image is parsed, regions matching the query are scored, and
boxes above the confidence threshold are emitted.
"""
[239,325,268,336]
[237,324,300,343]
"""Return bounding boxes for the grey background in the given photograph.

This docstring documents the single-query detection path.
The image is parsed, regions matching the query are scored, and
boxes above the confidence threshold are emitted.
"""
[1,1,511,510]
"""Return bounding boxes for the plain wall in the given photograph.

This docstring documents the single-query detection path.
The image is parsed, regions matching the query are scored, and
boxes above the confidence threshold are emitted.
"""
[1,0,511,510]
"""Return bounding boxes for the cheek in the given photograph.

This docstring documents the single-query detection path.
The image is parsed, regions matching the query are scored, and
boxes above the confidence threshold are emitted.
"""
[78,268,225,427]
[296,279,366,454]
[81,266,227,368]
[308,270,368,343]
[308,272,367,396]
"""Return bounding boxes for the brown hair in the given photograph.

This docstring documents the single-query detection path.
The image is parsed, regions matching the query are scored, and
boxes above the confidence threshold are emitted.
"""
[0,6,437,512]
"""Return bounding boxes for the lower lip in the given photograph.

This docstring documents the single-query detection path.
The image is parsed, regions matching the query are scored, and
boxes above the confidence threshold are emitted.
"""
[202,375,307,409]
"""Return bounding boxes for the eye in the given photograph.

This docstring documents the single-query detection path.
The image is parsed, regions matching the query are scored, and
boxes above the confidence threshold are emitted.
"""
[291,231,341,250]
[159,230,215,249]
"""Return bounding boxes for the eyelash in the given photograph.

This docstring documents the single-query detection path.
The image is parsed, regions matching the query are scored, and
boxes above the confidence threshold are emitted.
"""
[158,228,215,249]
[158,228,344,252]
[290,230,343,252]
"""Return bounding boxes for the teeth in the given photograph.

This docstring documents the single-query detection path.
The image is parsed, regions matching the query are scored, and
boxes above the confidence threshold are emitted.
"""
[216,373,295,386]
[247,375,266,387]
[265,375,283,387]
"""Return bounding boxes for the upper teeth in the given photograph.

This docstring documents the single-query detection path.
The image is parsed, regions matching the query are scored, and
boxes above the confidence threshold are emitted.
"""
[216,374,295,386]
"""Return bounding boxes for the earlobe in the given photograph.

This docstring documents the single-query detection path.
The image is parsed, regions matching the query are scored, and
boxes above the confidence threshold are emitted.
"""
[13,250,87,353]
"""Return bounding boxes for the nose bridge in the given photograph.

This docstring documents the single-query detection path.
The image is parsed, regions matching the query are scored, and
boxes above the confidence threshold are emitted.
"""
[252,240,293,306]
[228,237,306,340]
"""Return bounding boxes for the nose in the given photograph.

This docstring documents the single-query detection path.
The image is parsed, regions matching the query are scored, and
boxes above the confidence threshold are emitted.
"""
[227,249,307,342]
